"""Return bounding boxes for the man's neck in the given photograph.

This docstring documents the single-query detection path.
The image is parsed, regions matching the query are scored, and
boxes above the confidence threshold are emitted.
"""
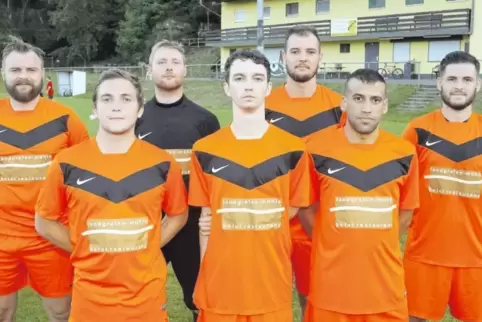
[9,96,40,112]
[441,105,472,122]
[344,123,379,144]
[231,104,268,139]
[96,129,136,154]
[154,86,184,104]
[284,77,317,98]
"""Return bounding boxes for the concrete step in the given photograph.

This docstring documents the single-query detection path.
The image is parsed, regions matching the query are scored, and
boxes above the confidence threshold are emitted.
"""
[404,99,436,104]
[414,93,438,97]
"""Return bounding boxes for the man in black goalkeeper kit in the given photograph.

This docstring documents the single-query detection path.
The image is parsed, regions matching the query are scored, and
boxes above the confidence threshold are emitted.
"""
[136,40,220,321]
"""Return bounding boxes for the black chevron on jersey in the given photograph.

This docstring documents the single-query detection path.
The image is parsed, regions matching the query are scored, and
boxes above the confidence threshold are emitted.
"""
[312,154,413,191]
[195,150,303,190]
[265,107,342,138]
[415,128,482,162]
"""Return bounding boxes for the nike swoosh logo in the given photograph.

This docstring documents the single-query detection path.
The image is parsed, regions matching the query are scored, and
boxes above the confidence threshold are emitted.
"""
[76,177,96,185]
[426,140,442,147]
[138,132,152,140]
[212,165,229,173]
[0,129,7,134]
[270,117,284,123]
[327,167,346,174]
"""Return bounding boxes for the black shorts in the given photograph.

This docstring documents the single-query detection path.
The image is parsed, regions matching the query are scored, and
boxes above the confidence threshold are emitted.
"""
[162,207,201,310]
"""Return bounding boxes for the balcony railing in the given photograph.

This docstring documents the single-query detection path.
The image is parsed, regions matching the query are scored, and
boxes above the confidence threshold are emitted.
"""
[206,8,470,44]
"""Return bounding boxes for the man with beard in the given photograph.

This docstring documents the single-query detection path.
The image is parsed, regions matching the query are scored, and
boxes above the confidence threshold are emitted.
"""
[190,49,314,322]
[301,69,418,322]
[135,40,220,322]
[264,25,345,316]
[0,38,89,321]
[402,51,482,322]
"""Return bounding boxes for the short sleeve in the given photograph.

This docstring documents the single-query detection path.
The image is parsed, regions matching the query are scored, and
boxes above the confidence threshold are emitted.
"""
[188,151,210,207]
[36,158,67,222]
[162,159,188,216]
[402,122,418,146]
[400,152,420,210]
[290,150,316,207]
[67,112,90,146]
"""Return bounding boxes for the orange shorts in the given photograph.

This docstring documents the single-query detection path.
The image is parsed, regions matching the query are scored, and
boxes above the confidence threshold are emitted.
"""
[404,258,482,321]
[303,302,408,322]
[0,237,73,297]
[70,309,169,322]
[290,217,312,296]
[197,308,292,322]
[292,240,311,296]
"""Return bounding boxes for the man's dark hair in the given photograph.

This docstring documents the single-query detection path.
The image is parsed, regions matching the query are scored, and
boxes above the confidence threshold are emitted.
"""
[284,25,321,49]
[439,51,480,75]
[344,69,386,94]
[224,49,271,83]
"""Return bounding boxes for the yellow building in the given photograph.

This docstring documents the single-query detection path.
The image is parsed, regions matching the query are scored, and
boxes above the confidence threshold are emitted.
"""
[206,0,481,79]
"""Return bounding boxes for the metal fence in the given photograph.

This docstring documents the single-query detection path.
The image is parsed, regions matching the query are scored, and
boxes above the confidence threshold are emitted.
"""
[44,60,427,85]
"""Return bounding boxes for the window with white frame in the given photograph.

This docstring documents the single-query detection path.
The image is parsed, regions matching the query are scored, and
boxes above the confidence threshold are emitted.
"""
[316,0,330,13]
[369,0,385,9]
[234,10,245,22]
[393,42,410,62]
[263,7,271,19]
[286,3,299,17]
[428,40,460,61]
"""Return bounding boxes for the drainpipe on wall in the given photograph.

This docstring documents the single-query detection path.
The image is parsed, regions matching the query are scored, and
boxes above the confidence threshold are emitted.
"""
[199,0,221,17]
[470,0,474,34]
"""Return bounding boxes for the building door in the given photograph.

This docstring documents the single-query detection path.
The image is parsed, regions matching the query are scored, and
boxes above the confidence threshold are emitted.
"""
[365,42,379,70]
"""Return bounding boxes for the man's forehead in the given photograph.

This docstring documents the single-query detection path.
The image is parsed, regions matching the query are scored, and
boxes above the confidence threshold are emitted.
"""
[443,63,478,77]
[230,59,266,74]
[286,34,319,49]
[4,51,42,66]
[153,47,183,59]
[98,79,136,93]
[347,79,386,95]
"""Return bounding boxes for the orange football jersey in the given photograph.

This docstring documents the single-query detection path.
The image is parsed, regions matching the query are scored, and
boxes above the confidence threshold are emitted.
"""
[189,125,314,315]
[36,138,188,321]
[308,128,419,314]
[0,98,89,243]
[403,110,482,267]
[265,85,344,241]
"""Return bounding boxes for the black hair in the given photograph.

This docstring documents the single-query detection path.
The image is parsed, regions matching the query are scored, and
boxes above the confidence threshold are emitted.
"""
[439,51,480,75]
[224,49,271,83]
[344,69,386,94]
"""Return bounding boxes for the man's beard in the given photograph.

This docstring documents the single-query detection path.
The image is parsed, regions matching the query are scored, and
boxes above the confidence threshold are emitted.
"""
[286,65,317,83]
[5,79,43,103]
[155,76,183,91]
[441,87,476,111]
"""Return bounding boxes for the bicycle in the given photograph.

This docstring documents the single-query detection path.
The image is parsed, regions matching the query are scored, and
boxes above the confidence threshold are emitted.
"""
[378,63,404,79]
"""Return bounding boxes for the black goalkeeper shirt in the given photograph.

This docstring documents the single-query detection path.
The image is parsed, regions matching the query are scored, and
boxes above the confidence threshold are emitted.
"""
[135,95,220,220]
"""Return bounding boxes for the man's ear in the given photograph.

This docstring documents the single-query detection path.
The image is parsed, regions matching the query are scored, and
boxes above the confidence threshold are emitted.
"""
[340,96,347,112]
[138,106,144,118]
[223,81,231,97]
[90,104,98,120]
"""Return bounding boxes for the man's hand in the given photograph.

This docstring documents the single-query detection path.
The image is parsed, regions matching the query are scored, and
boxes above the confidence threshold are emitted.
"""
[199,207,212,236]
[199,207,212,261]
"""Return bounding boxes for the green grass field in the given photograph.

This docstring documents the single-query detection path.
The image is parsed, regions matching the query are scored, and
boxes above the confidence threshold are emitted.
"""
[2,78,481,321]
